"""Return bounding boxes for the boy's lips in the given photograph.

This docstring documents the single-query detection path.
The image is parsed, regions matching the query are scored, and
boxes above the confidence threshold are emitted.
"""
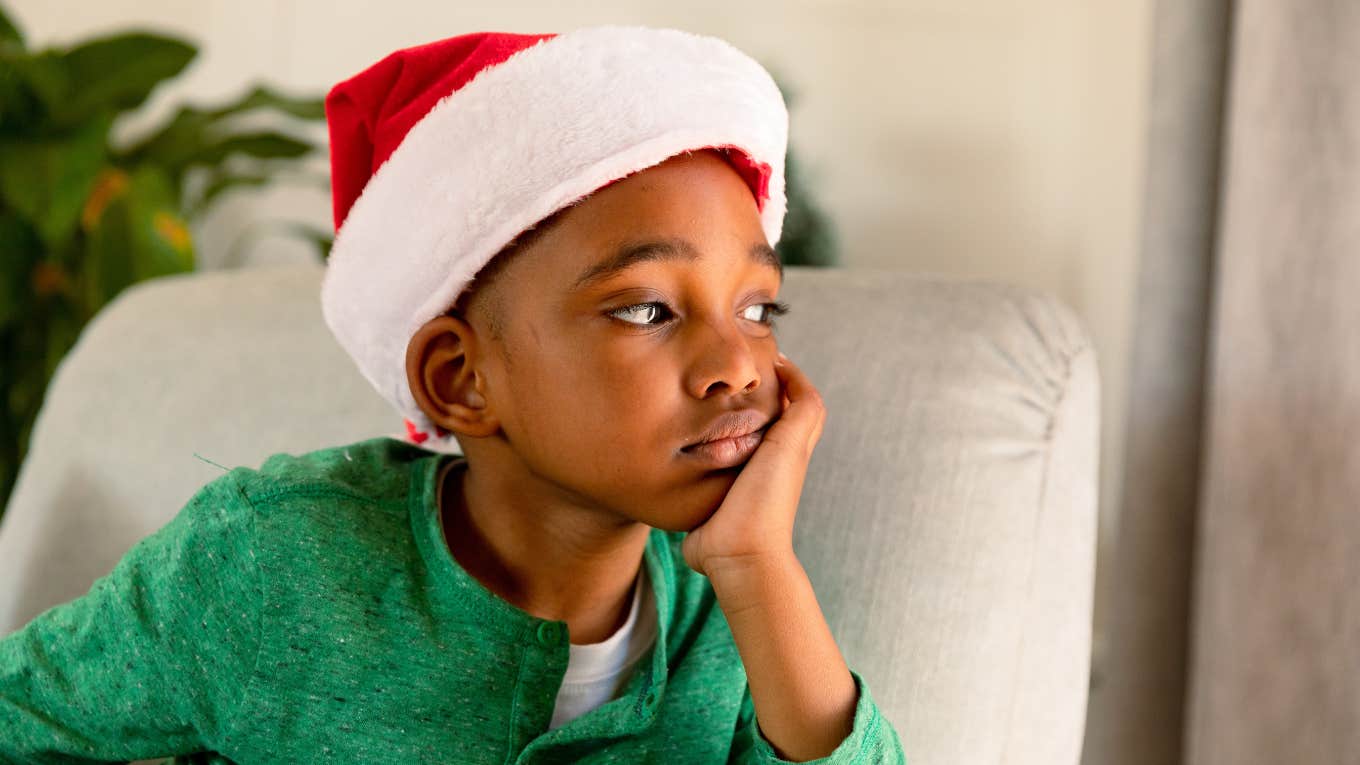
[680,409,774,469]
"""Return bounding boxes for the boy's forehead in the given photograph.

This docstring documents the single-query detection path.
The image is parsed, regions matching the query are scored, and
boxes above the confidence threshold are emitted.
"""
[568,237,782,294]
[511,152,778,294]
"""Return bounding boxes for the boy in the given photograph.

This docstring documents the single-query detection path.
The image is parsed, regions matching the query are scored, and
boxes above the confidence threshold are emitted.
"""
[0,26,905,763]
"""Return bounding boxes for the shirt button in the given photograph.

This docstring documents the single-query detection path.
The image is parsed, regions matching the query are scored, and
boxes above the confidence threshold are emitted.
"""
[536,621,562,647]
[644,689,658,709]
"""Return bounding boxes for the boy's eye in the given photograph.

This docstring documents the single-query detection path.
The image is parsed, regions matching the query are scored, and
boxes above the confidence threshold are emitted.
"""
[740,302,791,325]
[608,302,673,326]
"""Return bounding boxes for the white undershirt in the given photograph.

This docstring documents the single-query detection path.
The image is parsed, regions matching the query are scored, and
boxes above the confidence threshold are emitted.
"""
[547,562,658,730]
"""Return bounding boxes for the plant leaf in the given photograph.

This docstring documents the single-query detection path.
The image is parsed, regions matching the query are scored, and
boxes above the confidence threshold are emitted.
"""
[204,84,325,121]
[0,210,41,330]
[0,49,65,134]
[0,52,41,136]
[4,296,51,435]
[187,167,329,218]
[186,131,314,166]
[123,126,314,189]
[115,103,212,172]
[0,2,25,50]
[81,184,136,312]
[83,165,194,311]
[49,32,196,128]
[188,171,271,217]
[41,304,80,384]
[0,114,111,250]
[118,85,322,170]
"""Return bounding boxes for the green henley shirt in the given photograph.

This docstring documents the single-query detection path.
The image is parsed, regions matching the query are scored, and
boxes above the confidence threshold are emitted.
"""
[0,436,904,763]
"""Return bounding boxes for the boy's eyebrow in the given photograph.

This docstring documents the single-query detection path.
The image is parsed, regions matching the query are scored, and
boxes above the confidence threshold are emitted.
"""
[571,237,783,292]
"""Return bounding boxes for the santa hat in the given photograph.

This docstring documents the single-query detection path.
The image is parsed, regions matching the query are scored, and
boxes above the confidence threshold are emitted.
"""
[321,25,789,453]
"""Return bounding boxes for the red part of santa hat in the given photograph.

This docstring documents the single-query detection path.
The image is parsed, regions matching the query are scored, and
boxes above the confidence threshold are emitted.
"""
[327,32,554,232]
[320,26,789,451]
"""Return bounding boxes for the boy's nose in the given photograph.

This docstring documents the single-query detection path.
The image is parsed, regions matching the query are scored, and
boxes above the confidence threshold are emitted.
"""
[684,316,762,399]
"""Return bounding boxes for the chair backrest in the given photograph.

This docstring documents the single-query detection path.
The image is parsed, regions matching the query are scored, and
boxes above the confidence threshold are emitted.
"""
[0,261,1099,764]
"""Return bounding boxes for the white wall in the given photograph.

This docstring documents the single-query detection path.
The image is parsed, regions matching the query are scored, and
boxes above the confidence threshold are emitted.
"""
[11,0,1150,660]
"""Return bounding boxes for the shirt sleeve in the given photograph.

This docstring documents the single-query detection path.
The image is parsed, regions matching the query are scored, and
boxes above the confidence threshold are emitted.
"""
[0,471,263,763]
[728,667,906,764]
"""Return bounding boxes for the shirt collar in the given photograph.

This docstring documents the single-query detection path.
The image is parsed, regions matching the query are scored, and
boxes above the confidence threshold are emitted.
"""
[409,450,675,728]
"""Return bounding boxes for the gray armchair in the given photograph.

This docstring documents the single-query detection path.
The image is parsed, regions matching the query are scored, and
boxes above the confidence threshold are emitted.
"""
[0,262,1099,763]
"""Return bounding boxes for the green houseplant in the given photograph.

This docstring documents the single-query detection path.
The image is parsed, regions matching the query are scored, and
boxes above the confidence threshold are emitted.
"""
[0,4,329,519]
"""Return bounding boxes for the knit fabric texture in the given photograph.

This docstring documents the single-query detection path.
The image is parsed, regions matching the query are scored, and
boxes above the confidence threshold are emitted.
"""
[0,436,904,763]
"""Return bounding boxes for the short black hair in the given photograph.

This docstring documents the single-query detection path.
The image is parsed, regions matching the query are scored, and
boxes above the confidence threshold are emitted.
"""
[447,206,571,354]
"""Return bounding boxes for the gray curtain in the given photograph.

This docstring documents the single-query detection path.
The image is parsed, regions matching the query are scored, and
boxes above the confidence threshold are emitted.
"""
[1081,1,1231,763]
[1186,0,1360,762]
[1085,0,1360,763]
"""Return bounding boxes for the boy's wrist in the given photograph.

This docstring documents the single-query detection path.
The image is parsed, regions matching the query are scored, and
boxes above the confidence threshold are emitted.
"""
[706,547,860,761]
[705,548,802,616]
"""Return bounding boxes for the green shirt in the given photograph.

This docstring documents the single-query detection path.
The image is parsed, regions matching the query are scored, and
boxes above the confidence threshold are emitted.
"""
[1,436,904,763]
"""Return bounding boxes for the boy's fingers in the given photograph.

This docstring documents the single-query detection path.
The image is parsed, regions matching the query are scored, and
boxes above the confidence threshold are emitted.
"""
[775,353,820,408]
[771,353,825,455]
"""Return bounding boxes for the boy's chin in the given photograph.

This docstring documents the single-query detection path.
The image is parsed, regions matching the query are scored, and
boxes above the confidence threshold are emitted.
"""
[643,471,741,533]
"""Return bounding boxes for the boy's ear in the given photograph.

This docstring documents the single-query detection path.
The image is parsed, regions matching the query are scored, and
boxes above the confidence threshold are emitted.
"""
[404,315,499,439]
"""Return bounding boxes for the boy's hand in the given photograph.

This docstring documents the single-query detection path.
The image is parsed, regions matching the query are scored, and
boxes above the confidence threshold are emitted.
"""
[682,351,826,580]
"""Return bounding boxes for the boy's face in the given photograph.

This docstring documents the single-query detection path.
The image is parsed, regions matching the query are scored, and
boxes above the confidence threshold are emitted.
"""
[411,149,787,532]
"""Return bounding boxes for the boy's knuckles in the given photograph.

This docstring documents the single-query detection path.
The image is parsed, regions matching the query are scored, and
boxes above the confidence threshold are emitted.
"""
[765,432,811,460]
[804,391,826,413]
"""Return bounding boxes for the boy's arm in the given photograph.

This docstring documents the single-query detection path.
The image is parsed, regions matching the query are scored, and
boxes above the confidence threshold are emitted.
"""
[715,554,906,764]
[0,473,263,763]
